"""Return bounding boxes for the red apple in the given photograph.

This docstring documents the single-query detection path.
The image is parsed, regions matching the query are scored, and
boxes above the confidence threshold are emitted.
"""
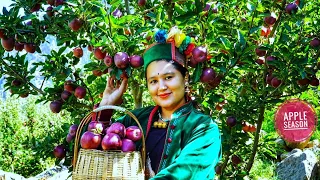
[1,37,15,51]
[94,47,106,60]
[50,100,62,113]
[297,78,310,86]
[68,18,83,31]
[309,77,319,86]
[114,52,129,69]
[200,67,215,83]
[11,79,22,86]
[47,0,55,5]
[271,77,282,88]
[192,46,208,63]
[226,116,237,128]
[53,145,66,159]
[74,86,86,99]
[255,47,266,57]
[310,38,320,48]
[231,155,241,165]
[64,80,77,92]
[88,45,93,51]
[0,29,5,39]
[129,55,144,68]
[31,3,41,12]
[286,3,298,14]
[266,73,274,84]
[138,0,146,6]
[264,16,276,26]
[46,6,54,17]
[24,43,36,53]
[103,55,113,67]
[61,90,72,101]
[15,42,24,51]
[256,58,264,65]
[73,47,83,58]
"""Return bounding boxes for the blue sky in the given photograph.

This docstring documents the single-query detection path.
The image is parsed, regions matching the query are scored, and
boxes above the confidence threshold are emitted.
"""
[0,0,13,10]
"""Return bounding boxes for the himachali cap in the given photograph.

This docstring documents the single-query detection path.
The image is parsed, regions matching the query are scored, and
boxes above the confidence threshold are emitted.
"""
[143,42,186,71]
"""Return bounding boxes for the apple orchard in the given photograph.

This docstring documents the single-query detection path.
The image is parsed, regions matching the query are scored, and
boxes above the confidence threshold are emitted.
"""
[0,0,319,178]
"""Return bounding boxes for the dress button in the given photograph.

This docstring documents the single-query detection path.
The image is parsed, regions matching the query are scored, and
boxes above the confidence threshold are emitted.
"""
[163,155,168,159]
[170,125,175,129]
[167,138,172,143]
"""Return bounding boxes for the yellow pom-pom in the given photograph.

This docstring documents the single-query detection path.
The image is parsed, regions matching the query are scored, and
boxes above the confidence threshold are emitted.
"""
[174,33,186,48]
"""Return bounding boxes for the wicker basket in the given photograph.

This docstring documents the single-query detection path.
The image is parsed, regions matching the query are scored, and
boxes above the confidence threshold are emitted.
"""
[72,105,146,180]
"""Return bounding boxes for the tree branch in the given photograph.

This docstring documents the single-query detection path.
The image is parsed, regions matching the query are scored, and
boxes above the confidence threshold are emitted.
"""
[246,103,265,172]
[125,0,130,15]
[1,59,45,94]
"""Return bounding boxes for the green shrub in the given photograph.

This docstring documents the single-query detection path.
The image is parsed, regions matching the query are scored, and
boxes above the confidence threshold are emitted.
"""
[0,95,74,177]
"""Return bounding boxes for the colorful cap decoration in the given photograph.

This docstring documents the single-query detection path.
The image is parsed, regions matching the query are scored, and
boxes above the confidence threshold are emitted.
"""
[143,26,197,71]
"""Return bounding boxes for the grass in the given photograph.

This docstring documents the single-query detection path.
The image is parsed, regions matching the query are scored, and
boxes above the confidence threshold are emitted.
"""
[249,159,277,180]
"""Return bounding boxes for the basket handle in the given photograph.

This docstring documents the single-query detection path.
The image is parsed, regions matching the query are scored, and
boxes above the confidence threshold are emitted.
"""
[73,105,146,172]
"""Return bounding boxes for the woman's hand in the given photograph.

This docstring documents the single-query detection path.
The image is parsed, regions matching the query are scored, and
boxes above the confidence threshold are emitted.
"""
[99,76,128,106]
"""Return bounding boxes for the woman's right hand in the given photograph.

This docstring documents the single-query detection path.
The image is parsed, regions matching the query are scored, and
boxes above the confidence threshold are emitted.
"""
[99,76,128,107]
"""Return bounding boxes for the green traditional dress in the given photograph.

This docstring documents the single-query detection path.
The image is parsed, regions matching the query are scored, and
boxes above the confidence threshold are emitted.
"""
[101,101,222,179]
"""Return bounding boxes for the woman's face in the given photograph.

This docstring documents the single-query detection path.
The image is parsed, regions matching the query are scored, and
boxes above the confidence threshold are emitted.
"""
[146,60,186,112]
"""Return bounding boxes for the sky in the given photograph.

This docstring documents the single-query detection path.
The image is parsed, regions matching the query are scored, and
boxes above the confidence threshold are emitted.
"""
[0,0,13,10]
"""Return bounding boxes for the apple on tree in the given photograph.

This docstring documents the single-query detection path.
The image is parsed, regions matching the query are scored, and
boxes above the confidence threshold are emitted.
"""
[94,47,106,60]
[286,3,298,14]
[226,116,237,128]
[69,18,83,31]
[73,47,83,58]
[114,52,129,69]
[129,55,144,68]
[74,86,87,99]
[24,43,37,53]
[192,46,208,63]
[50,100,63,113]
[200,67,215,83]
[310,38,320,48]
[1,37,15,51]
[104,55,113,67]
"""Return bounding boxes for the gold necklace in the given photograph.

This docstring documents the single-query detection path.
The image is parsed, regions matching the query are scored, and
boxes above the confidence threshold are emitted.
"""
[152,110,170,128]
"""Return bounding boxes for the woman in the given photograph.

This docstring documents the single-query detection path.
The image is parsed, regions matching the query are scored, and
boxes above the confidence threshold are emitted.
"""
[99,42,221,179]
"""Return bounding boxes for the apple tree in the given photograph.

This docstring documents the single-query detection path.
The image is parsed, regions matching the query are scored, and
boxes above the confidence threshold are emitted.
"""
[0,0,319,178]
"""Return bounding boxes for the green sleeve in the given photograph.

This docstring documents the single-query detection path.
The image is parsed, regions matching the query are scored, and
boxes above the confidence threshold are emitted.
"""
[152,122,222,180]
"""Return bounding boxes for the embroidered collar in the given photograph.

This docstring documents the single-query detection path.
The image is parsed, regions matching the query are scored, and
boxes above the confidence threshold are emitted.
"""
[146,101,193,136]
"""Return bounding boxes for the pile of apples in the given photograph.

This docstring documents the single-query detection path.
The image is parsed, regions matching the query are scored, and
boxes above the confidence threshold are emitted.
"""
[80,121,142,152]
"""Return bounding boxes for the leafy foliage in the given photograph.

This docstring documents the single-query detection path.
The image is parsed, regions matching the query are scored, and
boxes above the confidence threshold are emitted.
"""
[0,96,73,177]
[0,0,319,178]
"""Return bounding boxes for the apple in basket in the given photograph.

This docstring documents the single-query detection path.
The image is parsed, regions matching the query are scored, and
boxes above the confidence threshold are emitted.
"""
[121,139,136,152]
[101,133,122,150]
[125,126,142,141]
[80,131,102,149]
[107,122,126,138]
[87,121,105,133]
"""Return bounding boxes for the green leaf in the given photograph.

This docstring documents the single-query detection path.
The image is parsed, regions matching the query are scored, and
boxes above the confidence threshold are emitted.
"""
[219,37,231,50]
[192,63,202,83]
[87,75,97,84]
[237,30,246,47]
[58,46,67,56]
[195,0,203,13]
[2,7,9,16]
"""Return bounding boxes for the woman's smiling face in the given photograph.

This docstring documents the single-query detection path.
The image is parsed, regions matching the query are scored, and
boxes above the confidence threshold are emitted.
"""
[146,60,186,112]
